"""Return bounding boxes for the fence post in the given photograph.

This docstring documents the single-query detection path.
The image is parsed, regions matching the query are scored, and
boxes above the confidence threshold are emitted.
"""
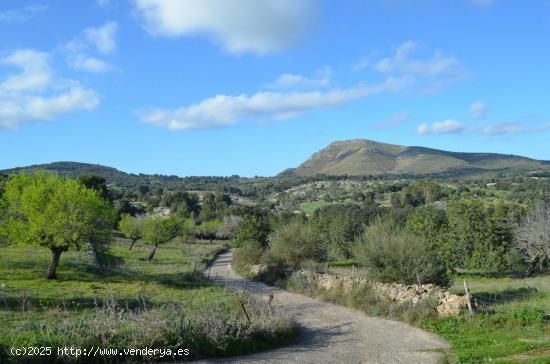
[351,264,355,278]
[225,263,230,290]
[236,294,250,323]
[464,280,473,314]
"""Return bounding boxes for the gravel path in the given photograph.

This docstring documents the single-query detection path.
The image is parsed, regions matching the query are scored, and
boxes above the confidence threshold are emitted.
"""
[199,250,449,364]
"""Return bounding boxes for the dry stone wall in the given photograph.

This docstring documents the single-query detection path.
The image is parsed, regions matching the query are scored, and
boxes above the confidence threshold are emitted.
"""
[248,265,468,316]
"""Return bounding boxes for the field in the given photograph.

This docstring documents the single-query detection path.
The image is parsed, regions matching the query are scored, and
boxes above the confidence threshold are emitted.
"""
[0,238,297,362]
[422,273,550,363]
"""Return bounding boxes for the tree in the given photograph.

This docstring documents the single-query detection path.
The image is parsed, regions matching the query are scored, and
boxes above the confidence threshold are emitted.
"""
[515,203,550,275]
[143,215,180,261]
[0,172,114,279]
[77,175,110,201]
[406,205,447,253]
[234,208,272,246]
[119,214,144,250]
[354,218,448,286]
[311,204,374,259]
[163,189,199,217]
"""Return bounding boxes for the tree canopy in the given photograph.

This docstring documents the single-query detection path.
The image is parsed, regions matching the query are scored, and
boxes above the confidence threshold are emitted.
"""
[0,172,115,279]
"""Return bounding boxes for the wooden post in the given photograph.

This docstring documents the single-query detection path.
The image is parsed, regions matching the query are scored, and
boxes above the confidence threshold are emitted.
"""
[464,280,473,314]
[236,294,250,323]
[207,265,212,279]
[266,292,274,315]
[351,264,355,278]
[225,263,230,289]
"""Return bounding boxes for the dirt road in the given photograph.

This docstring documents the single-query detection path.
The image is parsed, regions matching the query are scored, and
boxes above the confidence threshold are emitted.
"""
[200,250,449,364]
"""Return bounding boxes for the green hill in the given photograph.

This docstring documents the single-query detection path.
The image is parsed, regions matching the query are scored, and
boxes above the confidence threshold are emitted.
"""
[282,139,549,177]
[0,162,142,186]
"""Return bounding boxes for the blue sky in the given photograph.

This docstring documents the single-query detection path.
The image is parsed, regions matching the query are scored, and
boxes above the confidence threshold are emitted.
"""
[1,0,549,176]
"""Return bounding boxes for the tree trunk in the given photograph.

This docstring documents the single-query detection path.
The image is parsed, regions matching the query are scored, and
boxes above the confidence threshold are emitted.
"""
[129,239,137,251]
[148,244,158,261]
[47,248,63,279]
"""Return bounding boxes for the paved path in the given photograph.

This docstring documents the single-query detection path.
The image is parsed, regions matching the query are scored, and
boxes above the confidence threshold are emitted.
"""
[199,250,449,364]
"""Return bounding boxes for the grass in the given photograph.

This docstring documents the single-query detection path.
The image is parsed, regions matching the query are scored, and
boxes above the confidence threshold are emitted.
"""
[0,237,297,362]
[420,273,550,363]
[299,200,331,215]
[240,252,550,363]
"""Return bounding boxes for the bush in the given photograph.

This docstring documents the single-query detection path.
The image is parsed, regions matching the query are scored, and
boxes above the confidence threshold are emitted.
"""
[233,240,265,267]
[269,221,327,269]
[310,203,375,260]
[354,219,448,286]
[234,209,272,246]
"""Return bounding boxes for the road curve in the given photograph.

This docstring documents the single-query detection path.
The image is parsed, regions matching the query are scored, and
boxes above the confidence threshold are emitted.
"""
[199,250,449,364]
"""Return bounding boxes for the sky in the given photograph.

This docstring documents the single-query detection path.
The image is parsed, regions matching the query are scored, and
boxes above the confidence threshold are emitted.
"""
[1,0,549,177]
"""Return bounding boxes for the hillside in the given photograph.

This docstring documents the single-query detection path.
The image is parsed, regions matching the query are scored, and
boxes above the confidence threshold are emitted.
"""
[283,139,549,177]
[0,162,142,186]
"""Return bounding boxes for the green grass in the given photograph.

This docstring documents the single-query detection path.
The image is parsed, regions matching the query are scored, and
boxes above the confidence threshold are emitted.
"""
[0,238,297,362]
[420,273,550,363]
[299,200,331,215]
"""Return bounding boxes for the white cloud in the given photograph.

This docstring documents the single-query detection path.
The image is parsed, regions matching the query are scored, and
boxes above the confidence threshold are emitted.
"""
[417,119,466,135]
[65,23,117,73]
[0,87,99,129]
[131,0,320,54]
[369,40,464,92]
[374,41,461,78]
[416,123,430,135]
[470,101,487,119]
[0,49,99,130]
[268,67,331,89]
[69,55,113,73]
[0,49,51,91]
[0,4,47,23]
[140,76,411,131]
[483,122,523,135]
[377,112,411,129]
[84,22,118,54]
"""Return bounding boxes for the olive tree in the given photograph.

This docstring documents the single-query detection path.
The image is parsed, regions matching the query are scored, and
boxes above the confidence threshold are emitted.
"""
[0,172,115,279]
[143,215,180,261]
[119,214,144,250]
[515,203,550,275]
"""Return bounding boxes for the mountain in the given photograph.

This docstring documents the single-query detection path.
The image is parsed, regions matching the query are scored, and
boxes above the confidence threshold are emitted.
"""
[0,162,146,186]
[282,139,550,177]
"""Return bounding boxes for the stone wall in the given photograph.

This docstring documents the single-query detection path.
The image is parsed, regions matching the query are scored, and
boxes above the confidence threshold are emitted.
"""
[288,270,468,316]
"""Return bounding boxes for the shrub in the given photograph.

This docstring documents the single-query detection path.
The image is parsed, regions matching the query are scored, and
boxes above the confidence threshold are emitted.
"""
[234,240,265,267]
[269,221,327,269]
[234,209,272,246]
[310,203,375,259]
[0,296,297,362]
[354,218,448,286]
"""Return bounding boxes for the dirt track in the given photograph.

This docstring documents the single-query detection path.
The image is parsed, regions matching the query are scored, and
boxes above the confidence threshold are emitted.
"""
[199,250,449,364]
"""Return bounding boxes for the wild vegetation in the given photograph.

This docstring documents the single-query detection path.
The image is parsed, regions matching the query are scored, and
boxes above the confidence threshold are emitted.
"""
[1,156,549,362]
[0,172,296,363]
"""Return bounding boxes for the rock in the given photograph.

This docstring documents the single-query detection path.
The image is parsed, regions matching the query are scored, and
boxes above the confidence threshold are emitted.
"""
[437,294,469,316]
[250,264,268,276]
